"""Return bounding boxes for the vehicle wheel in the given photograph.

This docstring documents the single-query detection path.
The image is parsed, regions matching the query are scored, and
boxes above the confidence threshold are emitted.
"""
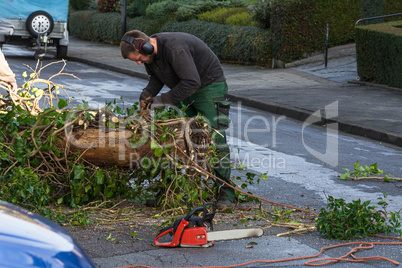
[56,45,68,59]
[26,11,54,38]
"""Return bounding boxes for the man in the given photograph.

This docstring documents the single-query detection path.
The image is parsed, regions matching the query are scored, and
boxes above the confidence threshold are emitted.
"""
[120,30,234,208]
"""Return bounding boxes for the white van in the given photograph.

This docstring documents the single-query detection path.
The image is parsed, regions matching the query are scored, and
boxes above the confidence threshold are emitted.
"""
[0,0,69,59]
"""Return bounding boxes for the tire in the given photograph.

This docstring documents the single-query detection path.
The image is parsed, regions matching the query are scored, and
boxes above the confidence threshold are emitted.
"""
[26,11,54,38]
[56,45,68,59]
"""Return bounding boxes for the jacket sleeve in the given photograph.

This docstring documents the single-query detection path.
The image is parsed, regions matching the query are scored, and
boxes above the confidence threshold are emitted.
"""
[143,70,164,97]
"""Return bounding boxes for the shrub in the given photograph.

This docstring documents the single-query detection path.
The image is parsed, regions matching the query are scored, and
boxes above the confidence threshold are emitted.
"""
[70,0,92,10]
[146,0,247,23]
[225,11,258,26]
[250,0,271,29]
[355,20,402,88]
[97,0,120,13]
[161,19,271,66]
[68,10,98,40]
[69,11,160,43]
[198,7,249,24]
[360,0,385,23]
[146,0,180,21]
[91,12,122,42]
[126,16,161,35]
[127,0,161,18]
[270,0,361,62]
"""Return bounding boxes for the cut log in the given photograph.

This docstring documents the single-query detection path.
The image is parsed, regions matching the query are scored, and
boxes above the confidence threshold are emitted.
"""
[56,126,190,169]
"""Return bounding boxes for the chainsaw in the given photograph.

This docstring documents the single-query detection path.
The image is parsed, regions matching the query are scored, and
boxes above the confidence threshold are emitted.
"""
[154,202,263,248]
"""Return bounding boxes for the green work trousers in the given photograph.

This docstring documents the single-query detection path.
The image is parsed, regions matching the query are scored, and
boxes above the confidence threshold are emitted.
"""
[178,81,235,201]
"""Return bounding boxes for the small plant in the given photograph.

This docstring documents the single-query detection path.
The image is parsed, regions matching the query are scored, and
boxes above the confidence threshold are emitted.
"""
[316,195,402,240]
[340,161,400,182]
[272,207,296,223]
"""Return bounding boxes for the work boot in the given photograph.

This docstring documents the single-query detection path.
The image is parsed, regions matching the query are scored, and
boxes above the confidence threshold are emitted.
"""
[145,197,159,207]
[216,198,233,210]
[145,192,162,207]
[216,188,234,210]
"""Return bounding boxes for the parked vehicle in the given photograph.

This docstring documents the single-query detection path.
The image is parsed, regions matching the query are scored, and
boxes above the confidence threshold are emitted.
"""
[0,200,96,267]
[0,0,69,59]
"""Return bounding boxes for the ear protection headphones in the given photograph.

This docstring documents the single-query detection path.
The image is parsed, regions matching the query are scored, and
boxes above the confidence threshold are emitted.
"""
[122,34,154,55]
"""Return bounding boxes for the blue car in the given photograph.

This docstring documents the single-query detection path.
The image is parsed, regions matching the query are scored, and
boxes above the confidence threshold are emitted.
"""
[0,200,96,268]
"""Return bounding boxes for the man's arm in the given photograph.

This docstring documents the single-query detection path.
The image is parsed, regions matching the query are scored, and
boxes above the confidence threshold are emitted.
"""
[143,65,164,97]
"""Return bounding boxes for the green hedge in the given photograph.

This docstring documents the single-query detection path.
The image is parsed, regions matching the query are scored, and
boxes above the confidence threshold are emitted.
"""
[69,11,160,43]
[270,0,362,62]
[270,0,402,63]
[69,12,270,66]
[355,20,402,88]
[69,1,402,66]
[161,20,271,66]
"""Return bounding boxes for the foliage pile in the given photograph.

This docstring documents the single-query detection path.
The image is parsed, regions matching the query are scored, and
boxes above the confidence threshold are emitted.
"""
[316,194,401,239]
[0,62,236,222]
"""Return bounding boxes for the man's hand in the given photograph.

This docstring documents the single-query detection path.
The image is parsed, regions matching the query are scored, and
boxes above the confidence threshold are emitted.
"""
[150,95,165,110]
[139,89,152,102]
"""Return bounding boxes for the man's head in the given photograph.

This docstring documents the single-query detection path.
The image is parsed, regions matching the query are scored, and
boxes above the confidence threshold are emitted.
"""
[120,30,155,64]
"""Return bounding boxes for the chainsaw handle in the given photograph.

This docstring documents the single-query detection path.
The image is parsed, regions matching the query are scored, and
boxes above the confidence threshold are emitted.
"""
[184,202,215,222]
[154,219,189,247]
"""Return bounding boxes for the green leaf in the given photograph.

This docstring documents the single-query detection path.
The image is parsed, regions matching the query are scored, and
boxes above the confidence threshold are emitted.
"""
[73,165,85,181]
[154,147,163,157]
[85,185,92,193]
[57,197,64,204]
[58,99,68,109]
[150,140,158,150]
[96,169,105,185]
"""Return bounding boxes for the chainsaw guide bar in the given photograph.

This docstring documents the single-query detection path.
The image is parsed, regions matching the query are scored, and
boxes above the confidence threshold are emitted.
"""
[207,228,263,242]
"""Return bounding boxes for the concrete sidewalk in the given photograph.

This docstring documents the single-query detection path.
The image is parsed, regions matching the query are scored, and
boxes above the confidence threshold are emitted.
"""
[66,36,402,147]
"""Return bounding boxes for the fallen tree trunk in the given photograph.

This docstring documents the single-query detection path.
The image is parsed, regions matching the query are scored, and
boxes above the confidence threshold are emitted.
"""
[56,117,210,169]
